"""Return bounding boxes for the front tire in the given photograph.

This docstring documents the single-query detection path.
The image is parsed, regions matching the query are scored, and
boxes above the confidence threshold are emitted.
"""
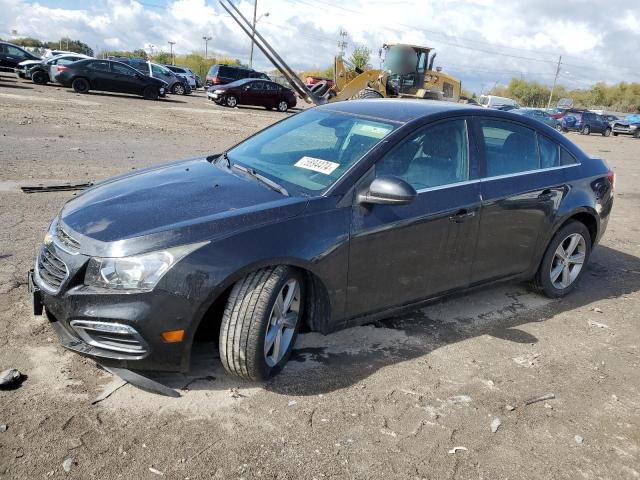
[351,88,384,99]
[72,78,90,94]
[31,70,48,85]
[172,83,185,95]
[225,94,238,107]
[531,221,591,298]
[580,125,590,135]
[603,127,611,137]
[277,99,289,112]
[220,266,304,381]
[143,86,159,100]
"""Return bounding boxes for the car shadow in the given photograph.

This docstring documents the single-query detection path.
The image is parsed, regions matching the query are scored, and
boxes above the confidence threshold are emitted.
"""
[63,90,187,103]
[139,245,640,396]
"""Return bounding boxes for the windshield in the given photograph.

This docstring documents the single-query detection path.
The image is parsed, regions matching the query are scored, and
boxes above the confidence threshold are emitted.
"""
[227,109,398,195]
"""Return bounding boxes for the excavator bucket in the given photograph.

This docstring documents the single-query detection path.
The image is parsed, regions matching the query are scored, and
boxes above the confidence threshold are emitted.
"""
[219,0,322,105]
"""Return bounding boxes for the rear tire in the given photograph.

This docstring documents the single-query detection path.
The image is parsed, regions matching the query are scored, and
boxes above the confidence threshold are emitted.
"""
[143,86,159,100]
[634,130,640,139]
[351,88,384,100]
[72,78,90,94]
[31,70,48,85]
[531,221,592,298]
[219,266,304,381]
[225,94,238,107]
[613,132,619,136]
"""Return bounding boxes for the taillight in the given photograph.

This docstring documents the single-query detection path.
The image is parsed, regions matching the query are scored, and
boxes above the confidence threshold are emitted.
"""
[607,169,616,190]
[56,65,68,73]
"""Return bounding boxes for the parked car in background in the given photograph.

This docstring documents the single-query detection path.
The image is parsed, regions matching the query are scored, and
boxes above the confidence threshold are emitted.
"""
[602,114,621,124]
[478,95,519,109]
[25,54,92,84]
[163,65,197,89]
[207,78,297,111]
[55,59,167,100]
[109,57,191,95]
[205,63,269,86]
[514,108,562,130]
[15,49,80,78]
[30,100,614,381]
[304,75,334,89]
[550,108,587,120]
[562,111,612,136]
[0,41,40,71]
[612,114,640,138]
[195,74,203,89]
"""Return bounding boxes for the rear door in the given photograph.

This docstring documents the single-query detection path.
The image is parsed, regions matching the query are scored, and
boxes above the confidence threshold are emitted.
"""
[87,60,112,90]
[347,118,481,317]
[470,117,566,284]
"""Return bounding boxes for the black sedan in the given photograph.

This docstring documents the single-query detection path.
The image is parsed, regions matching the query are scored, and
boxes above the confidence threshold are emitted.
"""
[55,59,167,100]
[30,100,614,381]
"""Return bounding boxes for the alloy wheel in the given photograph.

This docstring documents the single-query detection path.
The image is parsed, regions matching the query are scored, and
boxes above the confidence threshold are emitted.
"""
[550,233,586,289]
[264,279,300,367]
[278,100,288,112]
[226,96,237,107]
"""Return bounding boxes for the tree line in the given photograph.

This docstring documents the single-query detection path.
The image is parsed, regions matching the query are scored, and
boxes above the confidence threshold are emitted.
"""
[489,78,640,113]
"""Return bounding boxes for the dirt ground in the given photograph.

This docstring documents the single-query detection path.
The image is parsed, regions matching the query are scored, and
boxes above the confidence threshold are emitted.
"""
[0,70,639,480]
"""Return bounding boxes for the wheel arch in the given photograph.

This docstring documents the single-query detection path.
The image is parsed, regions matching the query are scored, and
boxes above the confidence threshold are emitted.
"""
[184,258,332,369]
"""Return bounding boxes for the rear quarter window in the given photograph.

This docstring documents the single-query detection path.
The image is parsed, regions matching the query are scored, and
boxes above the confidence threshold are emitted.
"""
[560,147,578,165]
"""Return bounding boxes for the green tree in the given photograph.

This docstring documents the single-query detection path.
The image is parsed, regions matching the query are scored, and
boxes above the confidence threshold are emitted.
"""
[11,37,44,48]
[349,45,371,71]
[45,38,94,56]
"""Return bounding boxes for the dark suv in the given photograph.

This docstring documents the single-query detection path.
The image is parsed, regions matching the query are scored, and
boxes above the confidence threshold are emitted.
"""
[562,111,612,136]
[205,64,269,87]
[0,41,40,71]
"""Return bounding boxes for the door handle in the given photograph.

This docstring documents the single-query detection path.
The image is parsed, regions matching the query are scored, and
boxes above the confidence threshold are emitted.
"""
[449,209,475,223]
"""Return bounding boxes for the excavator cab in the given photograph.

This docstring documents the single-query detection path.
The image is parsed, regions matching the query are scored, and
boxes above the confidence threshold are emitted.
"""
[382,44,433,96]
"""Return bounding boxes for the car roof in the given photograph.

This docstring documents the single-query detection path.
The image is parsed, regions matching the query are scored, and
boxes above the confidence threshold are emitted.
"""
[316,99,483,123]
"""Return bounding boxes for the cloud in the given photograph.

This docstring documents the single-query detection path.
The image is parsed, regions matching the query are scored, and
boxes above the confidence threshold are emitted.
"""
[1,0,638,93]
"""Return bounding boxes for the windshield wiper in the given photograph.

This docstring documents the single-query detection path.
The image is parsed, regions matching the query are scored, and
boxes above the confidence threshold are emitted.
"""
[232,164,289,196]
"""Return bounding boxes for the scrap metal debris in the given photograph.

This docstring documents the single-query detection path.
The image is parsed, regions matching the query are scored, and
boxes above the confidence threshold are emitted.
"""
[229,387,245,399]
[0,424,7,432]
[524,393,555,405]
[575,435,584,444]
[62,458,75,473]
[588,320,610,329]
[0,368,24,389]
[90,379,128,405]
[21,183,93,194]
[448,446,468,454]
[490,417,502,433]
[149,467,164,476]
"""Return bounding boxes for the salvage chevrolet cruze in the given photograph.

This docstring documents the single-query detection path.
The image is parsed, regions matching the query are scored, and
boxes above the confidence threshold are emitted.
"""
[29,100,614,380]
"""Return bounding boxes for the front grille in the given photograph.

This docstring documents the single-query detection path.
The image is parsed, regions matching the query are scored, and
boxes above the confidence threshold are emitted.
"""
[70,321,148,355]
[56,223,81,252]
[37,244,68,291]
[614,123,629,130]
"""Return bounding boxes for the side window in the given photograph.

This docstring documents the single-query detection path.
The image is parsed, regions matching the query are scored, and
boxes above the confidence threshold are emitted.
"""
[87,61,110,72]
[7,45,26,56]
[560,147,578,165]
[538,135,560,168]
[481,119,538,177]
[57,58,76,66]
[377,120,469,190]
[250,81,264,90]
[443,82,454,98]
[113,63,136,76]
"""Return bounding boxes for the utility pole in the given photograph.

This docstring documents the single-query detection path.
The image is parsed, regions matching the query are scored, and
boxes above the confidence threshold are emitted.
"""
[249,0,258,68]
[168,41,176,65]
[337,29,348,57]
[202,35,212,59]
[547,55,562,109]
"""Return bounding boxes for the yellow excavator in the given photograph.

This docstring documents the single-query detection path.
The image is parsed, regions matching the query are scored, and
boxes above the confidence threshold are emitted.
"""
[219,0,461,105]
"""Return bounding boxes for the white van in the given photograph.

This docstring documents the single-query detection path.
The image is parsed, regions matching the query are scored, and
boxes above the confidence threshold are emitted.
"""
[478,95,519,109]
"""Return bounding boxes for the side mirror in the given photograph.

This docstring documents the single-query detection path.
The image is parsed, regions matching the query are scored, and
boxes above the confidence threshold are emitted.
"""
[358,176,417,206]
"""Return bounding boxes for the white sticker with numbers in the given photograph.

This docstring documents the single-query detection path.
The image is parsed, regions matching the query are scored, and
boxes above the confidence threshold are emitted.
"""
[294,156,340,175]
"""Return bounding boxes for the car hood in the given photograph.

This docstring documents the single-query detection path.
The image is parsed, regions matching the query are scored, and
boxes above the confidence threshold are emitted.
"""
[59,158,308,256]
[18,59,42,67]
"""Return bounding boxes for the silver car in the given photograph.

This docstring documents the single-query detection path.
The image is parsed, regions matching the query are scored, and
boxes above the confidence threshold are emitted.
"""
[164,65,197,89]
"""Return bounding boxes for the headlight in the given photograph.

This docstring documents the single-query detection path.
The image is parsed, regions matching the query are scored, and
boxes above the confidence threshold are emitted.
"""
[214,89,224,94]
[630,125,638,130]
[84,242,208,292]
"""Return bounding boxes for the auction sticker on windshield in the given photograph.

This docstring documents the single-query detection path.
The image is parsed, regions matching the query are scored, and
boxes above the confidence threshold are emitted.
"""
[294,157,340,175]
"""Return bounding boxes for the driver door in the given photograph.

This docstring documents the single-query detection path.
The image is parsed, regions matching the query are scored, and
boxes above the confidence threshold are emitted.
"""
[346,118,481,318]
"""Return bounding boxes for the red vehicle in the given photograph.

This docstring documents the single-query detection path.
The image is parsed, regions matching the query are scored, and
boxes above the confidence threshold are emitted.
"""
[304,75,334,88]
[207,78,297,112]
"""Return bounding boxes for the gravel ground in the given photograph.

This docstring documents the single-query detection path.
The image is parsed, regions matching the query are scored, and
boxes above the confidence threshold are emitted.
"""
[1,71,639,479]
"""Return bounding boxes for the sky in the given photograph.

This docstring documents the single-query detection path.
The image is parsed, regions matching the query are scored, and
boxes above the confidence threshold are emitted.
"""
[1,0,639,94]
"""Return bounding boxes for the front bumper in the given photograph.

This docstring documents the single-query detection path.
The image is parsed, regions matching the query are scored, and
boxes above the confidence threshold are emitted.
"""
[30,241,196,372]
